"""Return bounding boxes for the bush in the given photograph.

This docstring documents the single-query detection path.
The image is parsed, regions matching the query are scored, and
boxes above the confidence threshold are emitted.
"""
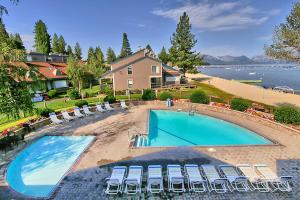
[103,95,116,104]
[67,89,80,100]
[142,89,156,101]
[159,92,173,101]
[47,89,57,99]
[75,100,88,108]
[230,98,251,111]
[36,108,55,117]
[274,105,300,124]
[101,87,113,96]
[189,90,210,104]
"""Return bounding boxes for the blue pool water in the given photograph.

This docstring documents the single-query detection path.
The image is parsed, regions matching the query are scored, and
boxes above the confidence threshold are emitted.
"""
[6,136,94,198]
[148,110,272,146]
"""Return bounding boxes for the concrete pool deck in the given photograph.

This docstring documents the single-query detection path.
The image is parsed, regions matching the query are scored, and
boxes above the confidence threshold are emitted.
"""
[1,101,300,199]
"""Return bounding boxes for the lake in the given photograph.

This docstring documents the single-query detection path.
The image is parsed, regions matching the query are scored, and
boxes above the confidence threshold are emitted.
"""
[199,65,300,94]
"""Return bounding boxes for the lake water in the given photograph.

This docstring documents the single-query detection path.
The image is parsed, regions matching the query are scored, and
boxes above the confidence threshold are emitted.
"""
[199,65,300,93]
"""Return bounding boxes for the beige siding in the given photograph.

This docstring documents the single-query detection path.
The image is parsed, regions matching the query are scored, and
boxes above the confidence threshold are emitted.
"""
[111,50,145,70]
[113,57,162,91]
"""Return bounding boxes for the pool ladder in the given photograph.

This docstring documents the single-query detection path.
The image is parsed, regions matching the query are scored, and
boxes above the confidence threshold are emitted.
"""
[189,104,195,116]
[135,135,149,147]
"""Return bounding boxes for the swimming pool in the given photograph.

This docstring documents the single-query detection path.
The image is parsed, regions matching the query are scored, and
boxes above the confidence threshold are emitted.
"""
[147,110,272,146]
[6,136,95,198]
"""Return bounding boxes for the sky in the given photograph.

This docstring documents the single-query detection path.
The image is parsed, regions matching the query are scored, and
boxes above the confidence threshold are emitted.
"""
[2,0,295,58]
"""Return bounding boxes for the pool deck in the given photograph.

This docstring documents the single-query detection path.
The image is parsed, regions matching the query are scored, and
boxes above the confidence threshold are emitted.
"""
[1,101,300,199]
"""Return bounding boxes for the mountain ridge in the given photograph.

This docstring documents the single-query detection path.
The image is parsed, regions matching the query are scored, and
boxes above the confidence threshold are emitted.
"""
[203,54,292,65]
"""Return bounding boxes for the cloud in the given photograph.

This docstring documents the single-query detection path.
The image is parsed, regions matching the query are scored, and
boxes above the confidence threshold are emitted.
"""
[152,1,280,31]
[257,34,272,41]
[202,45,244,56]
[20,34,35,50]
[137,23,146,28]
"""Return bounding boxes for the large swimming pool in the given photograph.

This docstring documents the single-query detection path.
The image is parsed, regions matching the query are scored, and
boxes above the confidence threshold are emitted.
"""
[6,136,94,198]
[147,110,272,146]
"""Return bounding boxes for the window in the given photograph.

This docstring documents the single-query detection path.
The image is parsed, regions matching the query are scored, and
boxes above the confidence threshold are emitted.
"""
[128,65,133,74]
[128,79,133,88]
[152,66,160,74]
[150,77,161,88]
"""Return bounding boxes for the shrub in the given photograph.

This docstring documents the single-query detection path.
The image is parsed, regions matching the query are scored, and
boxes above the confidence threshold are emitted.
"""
[67,89,80,100]
[36,108,55,117]
[142,89,156,101]
[189,90,210,104]
[75,100,88,108]
[274,105,300,124]
[230,98,251,111]
[103,95,116,104]
[159,92,173,101]
[101,87,113,96]
[47,89,57,99]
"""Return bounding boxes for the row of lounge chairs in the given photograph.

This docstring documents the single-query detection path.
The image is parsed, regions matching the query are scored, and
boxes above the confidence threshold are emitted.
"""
[49,101,129,124]
[105,164,292,195]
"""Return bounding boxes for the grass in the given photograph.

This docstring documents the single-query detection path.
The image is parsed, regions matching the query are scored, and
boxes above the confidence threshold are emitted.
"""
[115,94,142,100]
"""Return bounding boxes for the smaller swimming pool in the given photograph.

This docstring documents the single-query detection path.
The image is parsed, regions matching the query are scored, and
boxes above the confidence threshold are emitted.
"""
[6,136,94,198]
[147,110,272,146]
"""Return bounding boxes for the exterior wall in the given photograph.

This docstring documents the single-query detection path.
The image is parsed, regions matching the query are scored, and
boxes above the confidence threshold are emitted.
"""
[113,57,162,91]
[164,74,181,85]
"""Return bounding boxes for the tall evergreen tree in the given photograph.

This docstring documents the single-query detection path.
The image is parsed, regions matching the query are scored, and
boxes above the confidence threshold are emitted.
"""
[52,33,59,53]
[0,0,18,21]
[106,47,117,64]
[58,35,66,54]
[74,42,82,60]
[0,20,9,39]
[95,46,104,64]
[265,2,300,63]
[119,33,132,58]
[146,44,153,52]
[11,33,25,50]
[158,46,169,65]
[169,12,202,75]
[33,20,51,54]
[87,47,95,64]
[66,45,73,56]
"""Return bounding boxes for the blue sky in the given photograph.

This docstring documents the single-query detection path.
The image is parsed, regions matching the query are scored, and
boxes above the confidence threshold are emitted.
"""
[2,0,295,58]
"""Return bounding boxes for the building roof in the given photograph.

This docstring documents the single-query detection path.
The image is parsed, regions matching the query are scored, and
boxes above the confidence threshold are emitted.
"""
[26,62,68,79]
[102,49,182,78]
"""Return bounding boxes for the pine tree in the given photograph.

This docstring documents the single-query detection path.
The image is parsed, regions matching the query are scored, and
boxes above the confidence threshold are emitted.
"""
[158,46,169,65]
[146,44,153,52]
[33,19,51,54]
[119,33,132,58]
[87,47,95,64]
[265,2,300,63]
[0,20,9,39]
[58,35,66,54]
[95,46,104,64]
[66,45,73,56]
[169,12,202,75]
[12,33,25,50]
[106,47,117,64]
[52,33,59,53]
[74,42,82,60]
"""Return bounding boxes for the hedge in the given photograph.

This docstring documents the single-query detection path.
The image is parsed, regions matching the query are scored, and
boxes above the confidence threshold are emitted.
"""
[230,98,251,111]
[142,89,156,101]
[159,92,173,101]
[189,90,210,104]
[274,105,300,124]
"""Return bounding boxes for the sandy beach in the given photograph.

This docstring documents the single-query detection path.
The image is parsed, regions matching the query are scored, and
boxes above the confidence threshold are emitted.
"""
[187,73,300,107]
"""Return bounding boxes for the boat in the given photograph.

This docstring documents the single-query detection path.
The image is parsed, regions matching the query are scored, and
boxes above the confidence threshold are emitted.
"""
[273,86,294,94]
[249,72,256,75]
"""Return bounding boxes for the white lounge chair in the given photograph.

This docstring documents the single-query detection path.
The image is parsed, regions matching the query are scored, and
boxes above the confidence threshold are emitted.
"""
[167,164,185,192]
[49,112,63,124]
[105,166,127,194]
[61,110,76,121]
[120,100,128,110]
[237,164,270,192]
[184,164,207,193]
[96,104,106,112]
[83,105,95,115]
[147,165,163,194]
[124,166,143,194]
[201,165,228,193]
[218,165,250,192]
[104,102,114,111]
[74,107,85,118]
[254,164,292,192]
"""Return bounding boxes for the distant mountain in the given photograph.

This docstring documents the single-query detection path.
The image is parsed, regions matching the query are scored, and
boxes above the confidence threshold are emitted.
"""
[203,54,291,65]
